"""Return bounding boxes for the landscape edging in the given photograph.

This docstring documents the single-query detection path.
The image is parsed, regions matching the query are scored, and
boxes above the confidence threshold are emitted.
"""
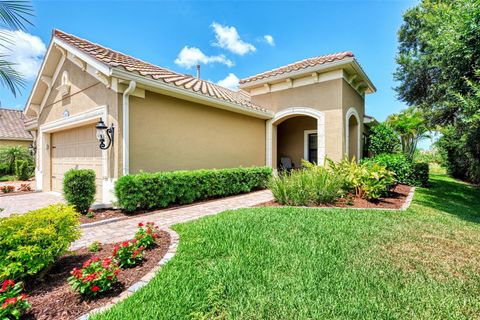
[77,228,180,320]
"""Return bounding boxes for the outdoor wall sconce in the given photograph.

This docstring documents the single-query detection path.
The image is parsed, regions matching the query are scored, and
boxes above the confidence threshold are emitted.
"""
[28,143,36,156]
[95,118,114,150]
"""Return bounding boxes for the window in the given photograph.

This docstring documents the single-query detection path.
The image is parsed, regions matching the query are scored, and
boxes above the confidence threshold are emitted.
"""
[304,130,317,164]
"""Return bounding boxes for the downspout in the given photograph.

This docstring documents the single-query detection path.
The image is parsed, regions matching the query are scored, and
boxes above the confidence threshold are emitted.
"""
[122,80,136,176]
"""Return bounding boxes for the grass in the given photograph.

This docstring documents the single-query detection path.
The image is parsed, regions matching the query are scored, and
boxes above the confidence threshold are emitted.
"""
[94,173,480,319]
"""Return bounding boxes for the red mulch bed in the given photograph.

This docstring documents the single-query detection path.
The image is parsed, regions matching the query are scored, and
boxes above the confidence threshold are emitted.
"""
[258,184,412,209]
[22,231,170,320]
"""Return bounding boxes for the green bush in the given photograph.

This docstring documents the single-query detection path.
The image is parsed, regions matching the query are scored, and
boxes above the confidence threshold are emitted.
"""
[14,160,31,181]
[115,167,272,212]
[0,163,9,176]
[269,161,344,206]
[362,154,429,187]
[329,157,396,200]
[0,146,33,174]
[367,123,400,156]
[63,169,96,214]
[412,162,429,187]
[0,204,80,280]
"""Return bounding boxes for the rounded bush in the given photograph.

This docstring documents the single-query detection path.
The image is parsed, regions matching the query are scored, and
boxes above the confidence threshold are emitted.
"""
[63,169,96,214]
[368,123,400,156]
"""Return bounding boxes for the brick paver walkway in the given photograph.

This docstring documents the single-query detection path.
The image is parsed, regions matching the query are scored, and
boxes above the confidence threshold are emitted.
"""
[0,192,64,218]
[71,190,273,250]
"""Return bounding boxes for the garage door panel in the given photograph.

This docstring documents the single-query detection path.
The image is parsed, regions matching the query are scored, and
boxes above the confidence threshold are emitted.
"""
[51,124,103,201]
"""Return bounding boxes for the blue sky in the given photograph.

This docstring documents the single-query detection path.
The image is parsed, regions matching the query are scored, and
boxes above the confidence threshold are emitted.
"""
[1,0,434,147]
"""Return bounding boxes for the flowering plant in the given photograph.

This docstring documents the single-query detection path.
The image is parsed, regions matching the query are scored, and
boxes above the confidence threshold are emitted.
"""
[16,184,31,192]
[135,222,161,249]
[68,257,120,296]
[0,280,30,319]
[1,185,14,193]
[112,240,145,268]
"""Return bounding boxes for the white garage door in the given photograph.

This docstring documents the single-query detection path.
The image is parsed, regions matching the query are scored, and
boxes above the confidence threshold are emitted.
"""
[51,124,103,201]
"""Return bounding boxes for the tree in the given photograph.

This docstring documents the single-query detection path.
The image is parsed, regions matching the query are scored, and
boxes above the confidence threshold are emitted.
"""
[0,145,32,174]
[0,1,34,97]
[367,123,400,156]
[387,107,430,160]
[394,0,480,181]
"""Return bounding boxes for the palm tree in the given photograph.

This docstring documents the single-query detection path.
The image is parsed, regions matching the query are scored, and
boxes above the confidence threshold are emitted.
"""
[387,107,431,160]
[0,1,34,97]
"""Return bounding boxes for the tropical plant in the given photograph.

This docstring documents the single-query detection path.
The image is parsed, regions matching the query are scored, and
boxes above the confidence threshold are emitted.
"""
[329,157,396,200]
[0,146,32,174]
[387,107,430,160]
[0,0,34,97]
[367,123,400,156]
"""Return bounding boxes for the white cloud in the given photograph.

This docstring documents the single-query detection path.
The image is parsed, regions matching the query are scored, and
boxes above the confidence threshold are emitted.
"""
[0,30,46,81]
[263,34,275,46]
[217,73,239,91]
[174,46,234,69]
[211,22,256,55]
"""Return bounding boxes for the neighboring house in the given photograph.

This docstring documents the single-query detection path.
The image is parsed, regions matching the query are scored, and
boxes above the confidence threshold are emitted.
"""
[0,108,33,148]
[24,30,376,205]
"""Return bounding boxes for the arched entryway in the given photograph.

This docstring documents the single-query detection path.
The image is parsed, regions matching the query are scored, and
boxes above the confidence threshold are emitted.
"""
[266,107,325,169]
[346,107,361,161]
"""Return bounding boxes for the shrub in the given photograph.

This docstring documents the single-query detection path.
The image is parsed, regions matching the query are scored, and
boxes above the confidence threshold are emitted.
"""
[68,257,120,296]
[88,241,102,253]
[14,160,30,181]
[363,154,429,187]
[0,146,33,174]
[0,163,9,176]
[363,153,414,185]
[367,123,400,156]
[112,241,144,268]
[412,162,429,187]
[329,157,396,200]
[0,280,30,319]
[135,222,161,249]
[269,161,344,206]
[115,166,272,212]
[63,169,96,214]
[0,204,80,280]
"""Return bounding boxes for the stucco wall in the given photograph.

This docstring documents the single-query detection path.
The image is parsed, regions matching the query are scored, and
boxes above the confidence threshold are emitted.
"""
[277,116,316,168]
[0,140,31,148]
[129,91,266,173]
[251,79,344,161]
[37,59,119,191]
[342,79,365,159]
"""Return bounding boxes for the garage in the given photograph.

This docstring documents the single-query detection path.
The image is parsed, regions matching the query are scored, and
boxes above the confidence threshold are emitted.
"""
[51,124,103,200]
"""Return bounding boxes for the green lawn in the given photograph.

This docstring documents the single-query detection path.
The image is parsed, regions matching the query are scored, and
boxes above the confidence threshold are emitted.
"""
[94,173,480,319]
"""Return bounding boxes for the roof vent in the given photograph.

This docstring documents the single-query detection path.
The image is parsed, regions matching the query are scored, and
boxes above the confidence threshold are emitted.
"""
[196,64,201,79]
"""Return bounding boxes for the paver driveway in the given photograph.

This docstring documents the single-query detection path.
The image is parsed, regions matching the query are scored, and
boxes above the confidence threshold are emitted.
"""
[0,192,64,218]
[72,190,273,250]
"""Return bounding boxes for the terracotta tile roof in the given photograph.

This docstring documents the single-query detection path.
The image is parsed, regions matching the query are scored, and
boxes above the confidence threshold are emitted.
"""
[239,51,354,85]
[0,108,33,141]
[53,30,269,113]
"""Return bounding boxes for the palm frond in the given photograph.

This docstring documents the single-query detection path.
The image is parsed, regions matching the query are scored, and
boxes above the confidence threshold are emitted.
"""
[0,0,33,31]
[0,57,25,97]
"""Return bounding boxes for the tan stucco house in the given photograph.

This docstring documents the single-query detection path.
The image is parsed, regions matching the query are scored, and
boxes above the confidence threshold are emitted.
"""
[24,30,376,206]
[0,108,33,148]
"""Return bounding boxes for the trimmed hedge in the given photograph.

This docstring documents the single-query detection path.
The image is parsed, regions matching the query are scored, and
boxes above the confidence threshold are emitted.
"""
[63,169,96,214]
[0,204,80,280]
[115,167,272,212]
[362,153,429,186]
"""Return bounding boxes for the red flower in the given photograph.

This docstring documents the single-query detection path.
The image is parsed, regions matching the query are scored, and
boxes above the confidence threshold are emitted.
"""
[92,256,100,262]
[3,297,17,307]
[72,267,83,279]
[1,279,14,292]
[107,275,113,280]
[112,244,120,255]
[155,226,159,229]
[122,241,129,247]
[102,257,112,268]
[91,285,100,292]
[138,246,145,251]
[132,250,139,258]
[146,229,152,234]
[138,222,144,227]
[131,239,137,244]
[114,269,121,276]
[83,273,98,282]
[20,294,27,301]
[82,259,92,268]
